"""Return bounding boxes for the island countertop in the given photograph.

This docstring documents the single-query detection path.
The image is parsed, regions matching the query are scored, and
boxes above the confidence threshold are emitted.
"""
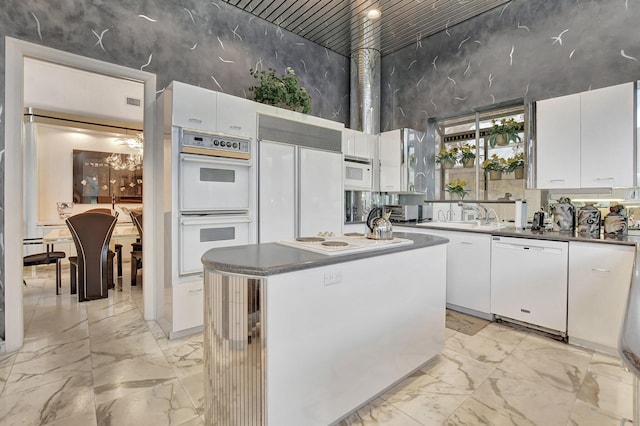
[201,232,448,276]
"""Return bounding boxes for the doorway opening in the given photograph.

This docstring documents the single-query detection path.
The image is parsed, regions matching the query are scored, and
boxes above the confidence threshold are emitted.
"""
[4,37,159,352]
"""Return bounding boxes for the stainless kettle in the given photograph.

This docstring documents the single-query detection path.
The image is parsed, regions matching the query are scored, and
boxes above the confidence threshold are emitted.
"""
[366,207,394,240]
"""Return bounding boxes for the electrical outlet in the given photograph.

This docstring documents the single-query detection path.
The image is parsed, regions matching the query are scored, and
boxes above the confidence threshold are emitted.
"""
[324,271,343,286]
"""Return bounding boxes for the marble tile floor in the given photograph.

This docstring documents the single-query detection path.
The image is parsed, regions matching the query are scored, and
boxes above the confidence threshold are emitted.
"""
[1,264,635,425]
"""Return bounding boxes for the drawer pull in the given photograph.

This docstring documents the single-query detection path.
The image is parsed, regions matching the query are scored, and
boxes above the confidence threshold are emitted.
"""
[459,242,473,245]
[188,118,203,123]
[229,125,242,130]
[189,288,203,293]
[549,179,565,182]
[592,268,610,273]
[595,177,614,181]
[521,308,531,314]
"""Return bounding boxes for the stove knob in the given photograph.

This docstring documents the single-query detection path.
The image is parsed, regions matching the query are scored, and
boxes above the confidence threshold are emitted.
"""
[233,142,238,149]
[213,140,219,146]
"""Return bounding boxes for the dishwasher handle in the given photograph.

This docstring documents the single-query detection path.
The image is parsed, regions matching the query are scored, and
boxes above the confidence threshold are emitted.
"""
[493,241,564,255]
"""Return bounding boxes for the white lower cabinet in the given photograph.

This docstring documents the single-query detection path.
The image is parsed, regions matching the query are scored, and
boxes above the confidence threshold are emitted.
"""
[172,279,204,336]
[400,227,491,316]
[568,242,635,352]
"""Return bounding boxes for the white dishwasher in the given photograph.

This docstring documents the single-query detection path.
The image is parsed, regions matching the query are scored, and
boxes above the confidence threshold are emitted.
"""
[491,236,569,336]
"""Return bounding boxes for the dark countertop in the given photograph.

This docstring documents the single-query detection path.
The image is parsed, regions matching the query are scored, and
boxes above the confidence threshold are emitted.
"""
[398,222,640,247]
[201,232,448,277]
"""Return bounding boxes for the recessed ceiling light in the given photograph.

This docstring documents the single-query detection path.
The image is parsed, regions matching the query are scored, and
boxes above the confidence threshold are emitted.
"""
[366,8,381,20]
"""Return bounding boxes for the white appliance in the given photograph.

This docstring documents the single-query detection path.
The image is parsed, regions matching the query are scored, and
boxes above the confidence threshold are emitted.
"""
[258,114,343,242]
[491,236,568,335]
[158,82,258,339]
[344,157,373,190]
[277,234,413,256]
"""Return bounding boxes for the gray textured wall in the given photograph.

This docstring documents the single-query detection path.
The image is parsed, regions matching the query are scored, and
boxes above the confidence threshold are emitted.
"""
[381,0,640,131]
[0,0,350,341]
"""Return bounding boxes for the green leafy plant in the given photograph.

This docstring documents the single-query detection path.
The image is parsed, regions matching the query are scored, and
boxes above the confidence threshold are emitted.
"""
[487,118,522,147]
[445,178,469,199]
[459,144,476,161]
[506,152,525,173]
[482,154,507,172]
[435,146,458,165]
[248,67,312,114]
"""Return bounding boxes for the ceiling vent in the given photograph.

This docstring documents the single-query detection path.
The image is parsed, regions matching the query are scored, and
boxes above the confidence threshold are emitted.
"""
[126,97,141,107]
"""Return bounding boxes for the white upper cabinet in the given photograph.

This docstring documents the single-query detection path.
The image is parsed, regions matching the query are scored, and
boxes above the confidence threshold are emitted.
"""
[379,129,402,192]
[536,82,636,189]
[536,93,581,189]
[580,82,635,188]
[216,93,258,139]
[342,129,375,160]
[342,129,356,156]
[171,81,217,131]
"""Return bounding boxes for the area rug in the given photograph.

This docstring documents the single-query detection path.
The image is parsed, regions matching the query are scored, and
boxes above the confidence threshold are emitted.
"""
[445,309,490,336]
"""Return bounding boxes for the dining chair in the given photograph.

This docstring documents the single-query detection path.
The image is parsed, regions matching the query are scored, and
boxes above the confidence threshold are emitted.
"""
[86,208,119,288]
[66,212,118,302]
[23,238,66,295]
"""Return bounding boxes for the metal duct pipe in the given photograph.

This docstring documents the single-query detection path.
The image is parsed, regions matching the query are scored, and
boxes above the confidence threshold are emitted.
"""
[350,1,381,134]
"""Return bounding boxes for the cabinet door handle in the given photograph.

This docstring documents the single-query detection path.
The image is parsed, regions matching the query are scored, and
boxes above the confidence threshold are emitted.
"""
[189,288,203,293]
[550,179,565,182]
[229,125,242,130]
[595,177,614,181]
[459,241,473,245]
[592,268,610,273]
[188,118,203,123]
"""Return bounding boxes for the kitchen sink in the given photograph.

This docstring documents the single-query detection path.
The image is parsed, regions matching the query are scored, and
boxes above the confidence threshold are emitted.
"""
[416,221,507,231]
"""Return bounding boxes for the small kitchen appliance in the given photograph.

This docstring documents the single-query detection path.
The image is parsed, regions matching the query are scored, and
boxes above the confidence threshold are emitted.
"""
[385,204,419,222]
[366,207,394,240]
[531,210,545,231]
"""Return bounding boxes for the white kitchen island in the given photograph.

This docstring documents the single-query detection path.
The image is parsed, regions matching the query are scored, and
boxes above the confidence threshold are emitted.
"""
[201,232,448,425]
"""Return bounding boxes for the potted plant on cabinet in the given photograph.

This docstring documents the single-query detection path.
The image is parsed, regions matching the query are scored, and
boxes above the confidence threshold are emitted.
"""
[487,118,522,147]
[506,152,526,179]
[248,67,312,114]
[436,146,458,169]
[483,154,507,180]
[445,178,469,200]
[459,144,476,168]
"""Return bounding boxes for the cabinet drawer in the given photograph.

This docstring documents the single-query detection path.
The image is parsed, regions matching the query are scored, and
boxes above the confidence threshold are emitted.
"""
[173,280,204,332]
[172,82,217,131]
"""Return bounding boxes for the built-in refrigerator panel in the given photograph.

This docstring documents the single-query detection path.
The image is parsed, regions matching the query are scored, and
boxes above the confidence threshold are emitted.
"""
[259,141,296,243]
[257,113,344,242]
[299,147,343,237]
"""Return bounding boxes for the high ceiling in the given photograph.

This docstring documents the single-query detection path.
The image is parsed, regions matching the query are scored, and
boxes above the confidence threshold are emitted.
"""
[221,0,510,57]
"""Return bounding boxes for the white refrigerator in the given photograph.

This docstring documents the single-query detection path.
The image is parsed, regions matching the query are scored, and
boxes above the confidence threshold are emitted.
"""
[259,140,343,242]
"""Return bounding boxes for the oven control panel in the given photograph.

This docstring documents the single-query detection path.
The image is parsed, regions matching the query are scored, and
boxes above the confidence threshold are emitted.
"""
[181,130,251,160]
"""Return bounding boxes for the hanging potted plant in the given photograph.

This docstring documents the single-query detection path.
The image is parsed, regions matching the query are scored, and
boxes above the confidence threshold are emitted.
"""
[435,146,458,169]
[506,152,526,179]
[483,154,507,180]
[445,178,469,200]
[248,67,312,114]
[487,118,522,147]
[459,144,476,168]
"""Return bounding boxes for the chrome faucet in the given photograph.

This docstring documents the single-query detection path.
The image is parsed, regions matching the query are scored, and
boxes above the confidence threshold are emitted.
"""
[458,202,487,222]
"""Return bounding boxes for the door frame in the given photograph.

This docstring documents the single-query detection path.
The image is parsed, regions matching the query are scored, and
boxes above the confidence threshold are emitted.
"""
[4,37,160,352]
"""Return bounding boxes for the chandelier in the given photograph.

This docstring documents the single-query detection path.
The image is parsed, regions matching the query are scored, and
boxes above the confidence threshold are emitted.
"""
[106,132,143,171]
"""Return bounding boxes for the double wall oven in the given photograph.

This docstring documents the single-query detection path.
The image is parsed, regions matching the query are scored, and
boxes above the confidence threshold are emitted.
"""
[178,130,252,276]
